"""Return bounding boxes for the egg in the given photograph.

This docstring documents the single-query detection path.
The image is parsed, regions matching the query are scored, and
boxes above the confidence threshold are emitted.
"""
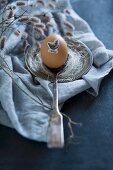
[40,34,68,69]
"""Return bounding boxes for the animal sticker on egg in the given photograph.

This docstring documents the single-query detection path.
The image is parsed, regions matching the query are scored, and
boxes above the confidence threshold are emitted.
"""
[47,39,60,54]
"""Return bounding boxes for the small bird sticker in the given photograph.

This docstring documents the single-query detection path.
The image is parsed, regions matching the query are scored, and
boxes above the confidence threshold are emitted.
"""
[47,39,60,54]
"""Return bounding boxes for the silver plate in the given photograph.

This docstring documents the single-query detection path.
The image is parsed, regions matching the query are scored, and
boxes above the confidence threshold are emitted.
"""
[25,37,93,83]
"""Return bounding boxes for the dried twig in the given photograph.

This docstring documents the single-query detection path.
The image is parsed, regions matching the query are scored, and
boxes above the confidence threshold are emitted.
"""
[0,53,51,110]
[63,113,82,147]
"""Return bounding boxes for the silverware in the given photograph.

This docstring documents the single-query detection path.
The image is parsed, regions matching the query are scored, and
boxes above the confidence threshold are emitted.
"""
[47,74,64,148]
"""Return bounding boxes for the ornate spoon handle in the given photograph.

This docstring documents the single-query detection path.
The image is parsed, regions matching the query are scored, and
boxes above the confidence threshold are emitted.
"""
[47,75,64,148]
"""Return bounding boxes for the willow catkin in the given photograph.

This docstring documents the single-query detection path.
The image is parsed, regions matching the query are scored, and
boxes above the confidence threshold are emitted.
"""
[14,30,20,36]
[34,27,44,35]
[48,2,55,9]
[22,40,27,49]
[34,27,44,40]
[0,36,6,49]
[7,9,14,19]
[64,8,71,15]
[30,17,40,23]
[41,14,50,23]
[18,16,29,23]
[35,13,50,23]
[21,32,28,40]
[19,40,27,53]
[37,0,45,6]
[34,23,45,30]
[65,31,73,36]
[64,20,75,30]
[16,1,26,6]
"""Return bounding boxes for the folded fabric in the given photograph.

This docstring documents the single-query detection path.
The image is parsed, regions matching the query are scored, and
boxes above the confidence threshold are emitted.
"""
[0,0,113,142]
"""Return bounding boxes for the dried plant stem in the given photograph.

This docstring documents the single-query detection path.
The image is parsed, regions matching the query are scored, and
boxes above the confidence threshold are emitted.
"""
[0,54,51,110]
[0,17,14,25]
[62,113,82,144]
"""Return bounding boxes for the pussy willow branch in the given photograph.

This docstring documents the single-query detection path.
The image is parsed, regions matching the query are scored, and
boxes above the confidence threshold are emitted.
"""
[0,9,28,37]
[0,2,50,109]
[0,0,29,37]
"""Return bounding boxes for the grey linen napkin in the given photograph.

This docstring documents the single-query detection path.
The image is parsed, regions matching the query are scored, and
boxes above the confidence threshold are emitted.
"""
[0,0,113,142]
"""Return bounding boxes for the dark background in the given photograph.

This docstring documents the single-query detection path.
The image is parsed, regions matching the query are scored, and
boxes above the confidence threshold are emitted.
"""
[0,0,113,169]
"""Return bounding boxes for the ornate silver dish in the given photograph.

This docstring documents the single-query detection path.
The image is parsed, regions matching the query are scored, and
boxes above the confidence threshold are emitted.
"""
[25,36,93,83]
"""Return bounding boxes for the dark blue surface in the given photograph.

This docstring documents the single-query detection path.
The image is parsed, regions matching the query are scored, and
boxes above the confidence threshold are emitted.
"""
[0,0,113,170]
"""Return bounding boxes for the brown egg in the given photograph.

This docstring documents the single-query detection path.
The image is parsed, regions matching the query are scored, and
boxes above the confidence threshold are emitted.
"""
[40,34,68,69]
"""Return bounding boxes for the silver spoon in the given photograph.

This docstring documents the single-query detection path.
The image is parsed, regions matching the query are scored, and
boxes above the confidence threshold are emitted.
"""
[47,73,64,148]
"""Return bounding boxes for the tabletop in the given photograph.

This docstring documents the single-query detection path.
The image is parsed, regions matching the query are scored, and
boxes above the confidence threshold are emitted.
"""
[0,0,113,170]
